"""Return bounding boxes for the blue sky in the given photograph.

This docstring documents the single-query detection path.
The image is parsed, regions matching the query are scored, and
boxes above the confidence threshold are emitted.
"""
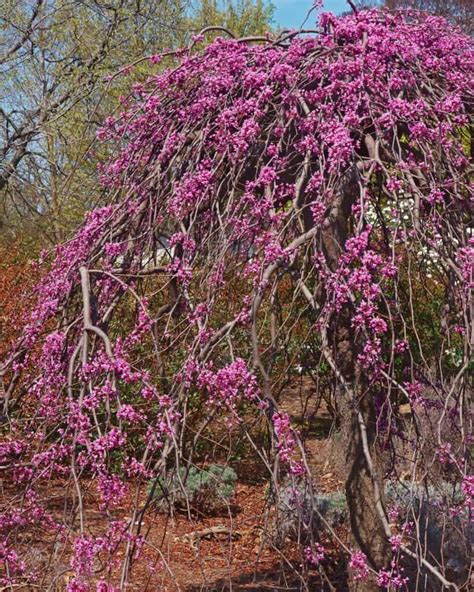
[273,1,352,29]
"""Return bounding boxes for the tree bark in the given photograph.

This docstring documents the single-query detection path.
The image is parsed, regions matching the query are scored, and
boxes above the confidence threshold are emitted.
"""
[319,166,391,590]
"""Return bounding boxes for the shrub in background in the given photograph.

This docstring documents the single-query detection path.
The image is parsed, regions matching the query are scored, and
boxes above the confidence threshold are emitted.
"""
[149,463,238,515]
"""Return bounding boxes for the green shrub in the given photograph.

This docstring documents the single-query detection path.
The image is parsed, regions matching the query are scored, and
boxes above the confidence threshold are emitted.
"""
[148,463,237,515]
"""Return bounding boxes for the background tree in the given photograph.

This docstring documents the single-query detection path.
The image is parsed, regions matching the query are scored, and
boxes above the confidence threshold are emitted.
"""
[0,0,274,247]
[382,1,472,34]
[348,1,472,34]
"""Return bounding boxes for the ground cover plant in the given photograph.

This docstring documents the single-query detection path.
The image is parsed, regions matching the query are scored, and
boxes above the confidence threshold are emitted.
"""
[0,3,473,590]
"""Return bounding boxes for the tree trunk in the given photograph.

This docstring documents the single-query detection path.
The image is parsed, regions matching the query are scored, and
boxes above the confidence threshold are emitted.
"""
[330,311,391,591]
[319,166,391,590]
[343,396,391,590]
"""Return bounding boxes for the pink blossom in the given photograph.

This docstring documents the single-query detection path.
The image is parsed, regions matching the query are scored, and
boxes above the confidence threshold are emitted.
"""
[349,550,369,581]
[304,543,325,566]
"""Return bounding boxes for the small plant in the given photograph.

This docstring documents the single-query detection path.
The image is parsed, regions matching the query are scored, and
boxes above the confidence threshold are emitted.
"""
[274,483,348,546]
[148,463,237,515]
[316,491,348,525]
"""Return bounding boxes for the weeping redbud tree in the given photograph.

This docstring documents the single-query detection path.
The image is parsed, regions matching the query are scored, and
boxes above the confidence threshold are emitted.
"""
[1,6,473,591]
